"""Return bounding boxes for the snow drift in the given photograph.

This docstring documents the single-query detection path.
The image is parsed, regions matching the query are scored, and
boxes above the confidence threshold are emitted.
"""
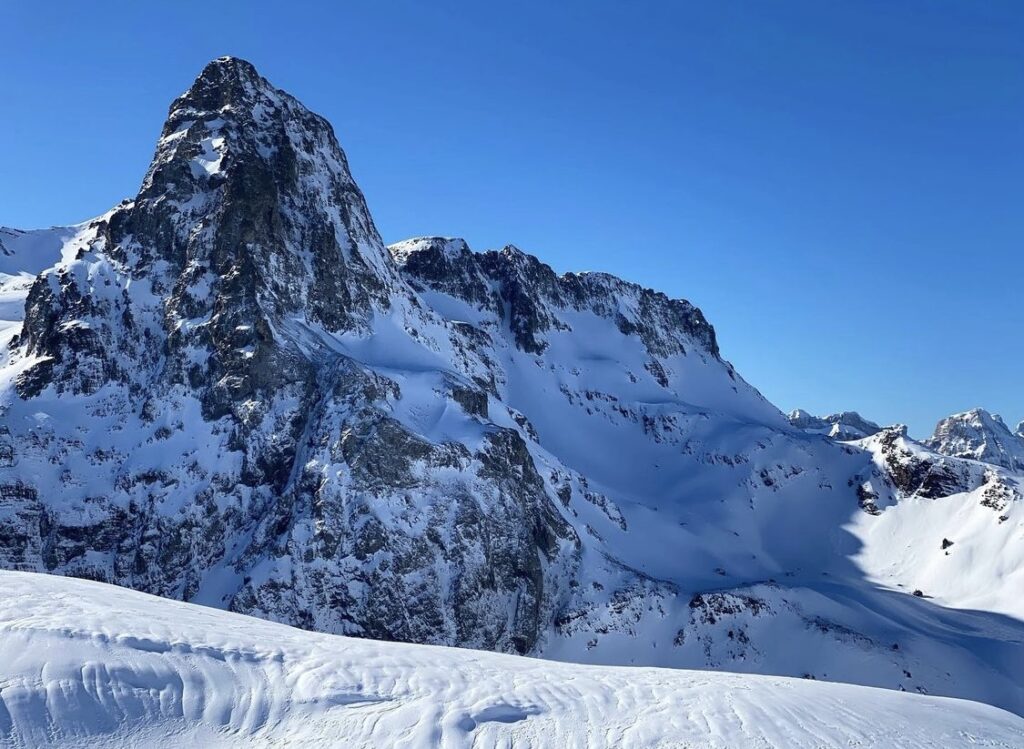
[0,571,1021,748]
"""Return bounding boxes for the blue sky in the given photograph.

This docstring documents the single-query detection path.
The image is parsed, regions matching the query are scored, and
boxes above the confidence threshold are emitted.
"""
[2,1,1021,436]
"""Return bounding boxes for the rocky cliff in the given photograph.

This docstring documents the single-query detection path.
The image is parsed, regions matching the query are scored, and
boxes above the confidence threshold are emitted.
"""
[924,408,1024,472]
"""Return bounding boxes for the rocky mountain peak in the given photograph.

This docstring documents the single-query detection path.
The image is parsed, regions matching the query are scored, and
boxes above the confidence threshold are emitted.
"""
[0,57,1022,718]
[17,58,410,405]
[135,56,390,279]
[170,56,268,115]
[924,408,1024,472]
[788,409,881,441]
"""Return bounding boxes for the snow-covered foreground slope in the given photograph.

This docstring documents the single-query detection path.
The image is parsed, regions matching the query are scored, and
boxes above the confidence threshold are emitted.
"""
[1,572,1021,749]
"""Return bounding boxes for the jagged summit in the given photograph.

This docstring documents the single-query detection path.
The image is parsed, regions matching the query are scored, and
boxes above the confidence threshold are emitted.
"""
[925,408,1024,472]
[390,235,723,360]
[13,55,424,431]
[145,56,387,267]
[788,409,881,441]
[171,56,268,113]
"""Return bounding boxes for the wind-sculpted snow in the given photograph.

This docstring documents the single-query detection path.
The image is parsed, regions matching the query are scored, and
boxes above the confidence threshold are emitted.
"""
[0,56,1023,725]
[1,572,1021,749]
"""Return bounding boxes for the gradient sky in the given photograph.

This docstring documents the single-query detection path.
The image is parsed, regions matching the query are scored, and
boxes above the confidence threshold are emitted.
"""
[2,1,1021,437]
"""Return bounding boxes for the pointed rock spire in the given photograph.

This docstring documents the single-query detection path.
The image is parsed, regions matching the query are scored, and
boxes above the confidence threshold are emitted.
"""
[170,56,267,114]
[19,57,405,409]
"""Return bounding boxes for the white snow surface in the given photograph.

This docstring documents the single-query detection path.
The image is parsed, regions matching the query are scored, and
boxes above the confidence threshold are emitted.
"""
[0,571,1021,749]
[0,225,85,278]
[854,429,1024,619]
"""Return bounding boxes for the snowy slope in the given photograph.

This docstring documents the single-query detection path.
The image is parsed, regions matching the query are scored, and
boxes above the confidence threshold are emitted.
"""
[0,225,85,277]
[1,571,1021,749]
[853,427,1024,619]
[389,238,1024,715]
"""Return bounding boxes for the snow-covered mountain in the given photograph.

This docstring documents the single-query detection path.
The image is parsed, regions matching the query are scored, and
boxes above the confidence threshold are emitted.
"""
[925,408,1024,472]
[788,408,881,440]
[2,571,1021,748]
[0,56,1022,728]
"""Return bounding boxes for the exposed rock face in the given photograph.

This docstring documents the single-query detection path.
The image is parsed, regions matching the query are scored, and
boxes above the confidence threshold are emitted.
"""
[788,409,881,441]
[391,236,721,362]
[924,408,1024,472]
[0,58,1022,715]
[0,58,578,654]
[4,58,759,657]
[869,426,976,499]
[19,57,398,405]
[856,424,1022,526]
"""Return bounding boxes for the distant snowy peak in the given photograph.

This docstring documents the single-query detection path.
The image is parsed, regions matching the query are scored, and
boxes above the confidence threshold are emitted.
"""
[788,409,881,440]
[925,408,1024,472]
[0,228,16,257]
[792,406,1024,473]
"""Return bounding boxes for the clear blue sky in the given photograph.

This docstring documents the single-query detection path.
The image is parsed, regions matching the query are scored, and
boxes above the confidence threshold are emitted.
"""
[3,1,1021,437]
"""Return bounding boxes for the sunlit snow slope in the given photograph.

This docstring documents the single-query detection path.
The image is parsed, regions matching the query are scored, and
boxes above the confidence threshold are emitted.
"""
[0,572,1021,749]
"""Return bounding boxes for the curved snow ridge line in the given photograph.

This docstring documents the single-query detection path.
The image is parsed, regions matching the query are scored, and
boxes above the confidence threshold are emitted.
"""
[1,623,288,665]
[0,573,1022,748]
